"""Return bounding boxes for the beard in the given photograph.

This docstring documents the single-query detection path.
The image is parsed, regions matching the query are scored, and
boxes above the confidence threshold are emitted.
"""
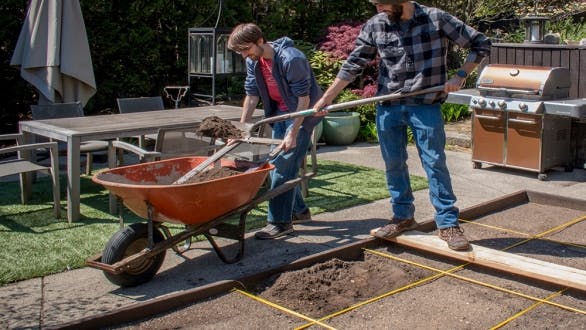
[247,44,263,61]
[384,4,404,22]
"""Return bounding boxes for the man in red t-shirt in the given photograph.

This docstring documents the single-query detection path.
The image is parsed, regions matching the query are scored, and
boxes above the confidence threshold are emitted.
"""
[228,23,323,239]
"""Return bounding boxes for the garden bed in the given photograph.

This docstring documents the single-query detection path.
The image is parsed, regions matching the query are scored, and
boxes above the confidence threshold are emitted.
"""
[59,190,585,329]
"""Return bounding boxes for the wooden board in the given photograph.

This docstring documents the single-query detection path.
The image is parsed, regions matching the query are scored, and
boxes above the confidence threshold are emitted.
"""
[371,229,586,292]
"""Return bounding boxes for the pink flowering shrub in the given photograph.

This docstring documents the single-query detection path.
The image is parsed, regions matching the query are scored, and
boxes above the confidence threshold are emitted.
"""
[319,21,363,61]
[317,21,378,99]
[312,21,380,142]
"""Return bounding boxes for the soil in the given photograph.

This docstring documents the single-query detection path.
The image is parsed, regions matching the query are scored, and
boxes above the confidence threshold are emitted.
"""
[98,166,244,186]
[112,252,433,329]
[196,116,244,139]
[181,166,244,184]
[254,254,430,318]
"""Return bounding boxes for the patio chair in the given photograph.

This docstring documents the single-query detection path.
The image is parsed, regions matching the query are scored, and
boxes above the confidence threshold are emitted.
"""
[109,124,220,165]
[0,133,61,218]
[116,96,165,148]
[31,102,109,175]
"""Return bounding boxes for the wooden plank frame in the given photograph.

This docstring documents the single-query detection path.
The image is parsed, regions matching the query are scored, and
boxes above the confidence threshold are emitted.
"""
[371,230,586,292]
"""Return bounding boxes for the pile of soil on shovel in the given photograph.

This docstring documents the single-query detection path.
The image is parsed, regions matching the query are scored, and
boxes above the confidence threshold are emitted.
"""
[197,116,244,139]
[255,254,429,318]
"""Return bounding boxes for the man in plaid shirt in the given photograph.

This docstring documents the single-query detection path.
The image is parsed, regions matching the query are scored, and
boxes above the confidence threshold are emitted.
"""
[314,0,491,250]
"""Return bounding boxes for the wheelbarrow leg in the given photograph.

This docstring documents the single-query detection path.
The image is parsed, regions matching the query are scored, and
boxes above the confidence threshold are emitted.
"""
[203,210,248,264]
[183,226,192,251]
[147,202,155,248]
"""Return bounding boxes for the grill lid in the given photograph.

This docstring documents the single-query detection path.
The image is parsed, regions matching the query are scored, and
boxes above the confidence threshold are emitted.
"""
[476,64,571,100]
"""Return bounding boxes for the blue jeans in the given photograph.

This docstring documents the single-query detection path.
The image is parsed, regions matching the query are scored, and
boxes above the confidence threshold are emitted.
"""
[376,103,459,229]
[267,120,310,224]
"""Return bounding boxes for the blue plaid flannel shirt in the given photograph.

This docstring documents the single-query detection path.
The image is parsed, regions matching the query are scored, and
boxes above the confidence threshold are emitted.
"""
[338,2,491,105]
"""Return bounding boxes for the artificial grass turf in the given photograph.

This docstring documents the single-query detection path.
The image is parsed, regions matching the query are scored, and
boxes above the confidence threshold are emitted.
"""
[0,159,427,285]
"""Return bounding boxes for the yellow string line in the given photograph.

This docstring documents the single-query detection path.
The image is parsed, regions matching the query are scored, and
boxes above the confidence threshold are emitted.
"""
[490,288,568,330]
[364,249,586,315]
[459,215,586,249]
[532,215,586,238]
[294,263,468,330]
[497,215,586,251]
[232,288,337,330]
[459,218,530,236]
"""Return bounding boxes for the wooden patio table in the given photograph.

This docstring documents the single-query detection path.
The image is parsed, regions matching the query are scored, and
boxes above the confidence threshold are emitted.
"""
[19,105,258,223]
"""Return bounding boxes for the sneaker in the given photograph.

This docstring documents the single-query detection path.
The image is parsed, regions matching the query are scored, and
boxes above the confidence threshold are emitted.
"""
[254,223,294,240]
[292,209,312,224]
[374,218,418,239]
[438,226,471,251]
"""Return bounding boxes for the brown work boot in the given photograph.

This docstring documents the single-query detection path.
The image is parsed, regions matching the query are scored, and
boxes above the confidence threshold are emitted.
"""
[374,218,418,239]
[438,226,471,251]
[254,223,294,240]
[292,209,312,224]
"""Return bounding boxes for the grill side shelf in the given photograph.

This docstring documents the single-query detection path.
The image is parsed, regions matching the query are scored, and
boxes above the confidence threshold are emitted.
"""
[543,99,586,119]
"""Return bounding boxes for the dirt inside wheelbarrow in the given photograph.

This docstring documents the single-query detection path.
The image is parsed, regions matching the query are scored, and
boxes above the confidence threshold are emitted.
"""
[196,116,244,139]
[182,167,243,184]
[99,166,245,185]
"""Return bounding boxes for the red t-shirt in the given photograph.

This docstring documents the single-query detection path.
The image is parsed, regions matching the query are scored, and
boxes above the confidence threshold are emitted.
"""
[259,57,287,111]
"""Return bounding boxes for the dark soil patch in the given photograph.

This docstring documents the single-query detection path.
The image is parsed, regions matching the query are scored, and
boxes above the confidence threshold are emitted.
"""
[255,253,430,318]
[197,116,244,139]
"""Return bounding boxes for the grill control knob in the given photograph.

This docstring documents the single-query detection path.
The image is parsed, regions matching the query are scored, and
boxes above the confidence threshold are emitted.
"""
[477,98,487,108]
[497,100,507,109]
[488,100,496,108]
[519,102,528,111]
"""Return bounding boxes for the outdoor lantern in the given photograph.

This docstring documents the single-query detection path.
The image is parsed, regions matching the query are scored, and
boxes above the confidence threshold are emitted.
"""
[521,15,549,44]
[187,27,245,104]
[188,27,245,75]
[187,0,245,104]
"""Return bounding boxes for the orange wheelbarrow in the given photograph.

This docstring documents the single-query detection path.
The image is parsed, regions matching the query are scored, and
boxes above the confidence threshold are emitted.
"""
[86,155,300,287]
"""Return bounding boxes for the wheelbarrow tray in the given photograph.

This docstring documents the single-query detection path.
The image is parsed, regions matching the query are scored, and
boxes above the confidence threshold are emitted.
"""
[92,156,273,225]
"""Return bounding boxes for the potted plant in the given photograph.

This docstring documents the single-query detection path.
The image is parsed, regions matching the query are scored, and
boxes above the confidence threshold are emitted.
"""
[321,89,367,145]
[322,111,360,145]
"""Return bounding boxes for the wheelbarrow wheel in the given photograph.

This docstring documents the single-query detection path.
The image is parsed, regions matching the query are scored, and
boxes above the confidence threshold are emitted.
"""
[101,223,166,287]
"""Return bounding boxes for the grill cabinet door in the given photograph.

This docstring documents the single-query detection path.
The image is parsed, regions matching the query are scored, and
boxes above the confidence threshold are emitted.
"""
[472,109,505,165]
[506,112,542,170]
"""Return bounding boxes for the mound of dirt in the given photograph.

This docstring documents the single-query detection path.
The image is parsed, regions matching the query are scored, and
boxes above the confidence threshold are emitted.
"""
[255,254,429,318]
[182,166,244,184]
[197,116,244,139]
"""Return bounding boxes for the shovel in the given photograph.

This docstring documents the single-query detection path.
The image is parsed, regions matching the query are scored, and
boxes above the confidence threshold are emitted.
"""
[173,84,445,184]
[243,145,283,173]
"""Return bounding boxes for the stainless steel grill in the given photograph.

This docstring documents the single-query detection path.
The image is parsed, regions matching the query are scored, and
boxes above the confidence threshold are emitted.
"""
[446,64,586,180]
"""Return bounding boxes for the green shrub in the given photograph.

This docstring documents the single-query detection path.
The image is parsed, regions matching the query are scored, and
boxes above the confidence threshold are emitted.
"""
[309,50,343,88]
[549,17,586,42]
[441,103,470,122]
[359,121,378,143]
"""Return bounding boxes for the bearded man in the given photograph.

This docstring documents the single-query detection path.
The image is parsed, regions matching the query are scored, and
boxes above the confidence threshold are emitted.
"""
[313,1,491,250]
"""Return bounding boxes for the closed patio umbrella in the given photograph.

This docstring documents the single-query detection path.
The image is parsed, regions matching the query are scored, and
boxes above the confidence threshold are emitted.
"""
[10,0,96,106]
